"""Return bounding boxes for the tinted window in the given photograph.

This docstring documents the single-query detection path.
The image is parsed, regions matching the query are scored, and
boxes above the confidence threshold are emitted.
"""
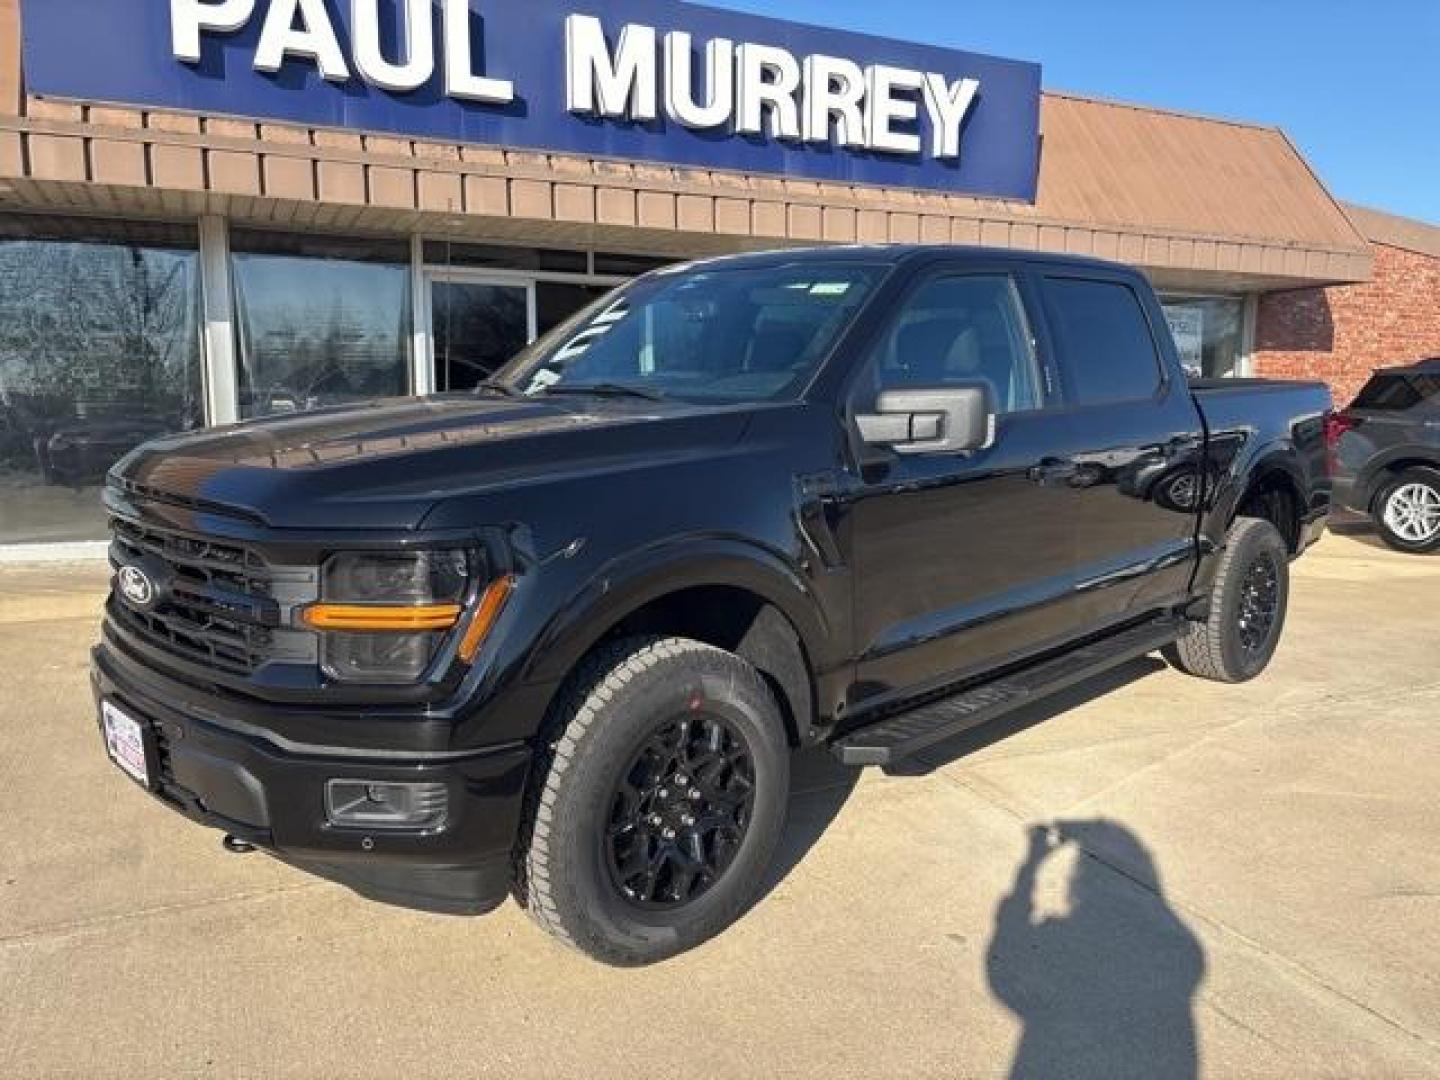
[232,236,412,418]
[593,252,679,277]
[1160,296,1245,379]
[1043,278,1163,405]
[1352,372,1440,411]
[431,281,531,391]
[0,216,203,543]
[421,241,587,274]
[860,275,1042,414]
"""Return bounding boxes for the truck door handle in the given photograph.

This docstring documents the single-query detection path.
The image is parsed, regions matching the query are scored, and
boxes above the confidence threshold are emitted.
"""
[1028,459,1081,485]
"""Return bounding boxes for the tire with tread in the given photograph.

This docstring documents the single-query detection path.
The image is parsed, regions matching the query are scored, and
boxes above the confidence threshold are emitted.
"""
[1372,467,1440,554]
[1165,516,1289,683]
[516,635,789,966]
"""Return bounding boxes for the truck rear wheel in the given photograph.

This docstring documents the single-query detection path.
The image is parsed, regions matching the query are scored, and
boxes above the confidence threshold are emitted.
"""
[1374,468,1440,553]
[516,636,790,966]
[1165,517,1290,683]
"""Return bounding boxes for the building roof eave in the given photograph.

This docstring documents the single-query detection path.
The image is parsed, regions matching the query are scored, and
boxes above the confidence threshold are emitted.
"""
[0,102,1374,290]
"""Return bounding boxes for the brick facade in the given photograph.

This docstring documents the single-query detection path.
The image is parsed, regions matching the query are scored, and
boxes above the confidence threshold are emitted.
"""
[1255,241,1440,407]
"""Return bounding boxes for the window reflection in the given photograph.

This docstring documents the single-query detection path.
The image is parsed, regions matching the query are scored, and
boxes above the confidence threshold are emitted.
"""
[431,281,530,392]
[1161,297,1246,379]
[232,234,411,418]
[0,217,202,544]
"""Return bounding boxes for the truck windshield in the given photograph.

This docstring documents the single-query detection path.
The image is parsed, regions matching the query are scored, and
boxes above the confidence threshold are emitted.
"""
[493,260,885,403]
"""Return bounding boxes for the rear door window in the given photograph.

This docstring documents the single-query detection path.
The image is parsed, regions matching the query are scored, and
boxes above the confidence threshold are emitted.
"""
[1041,277,1165,405]
[1351,372,1440,411]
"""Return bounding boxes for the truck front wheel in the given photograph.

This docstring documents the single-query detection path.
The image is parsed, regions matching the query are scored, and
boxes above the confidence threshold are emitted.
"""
[1165,516,1290,683]
[516,636,790,966]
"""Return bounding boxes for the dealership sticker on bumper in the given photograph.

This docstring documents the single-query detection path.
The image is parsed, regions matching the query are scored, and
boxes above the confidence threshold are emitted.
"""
[102,701,150,787]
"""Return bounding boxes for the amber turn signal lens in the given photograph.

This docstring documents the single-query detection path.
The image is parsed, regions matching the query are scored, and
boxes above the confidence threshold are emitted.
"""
[302,603,462,632]
[457,575,516,663]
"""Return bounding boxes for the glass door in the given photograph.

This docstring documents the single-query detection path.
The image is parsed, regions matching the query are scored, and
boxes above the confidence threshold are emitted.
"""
[427,272,536,393]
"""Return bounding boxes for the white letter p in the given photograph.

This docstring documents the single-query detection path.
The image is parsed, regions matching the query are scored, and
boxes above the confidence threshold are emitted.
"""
[172,0,257,64]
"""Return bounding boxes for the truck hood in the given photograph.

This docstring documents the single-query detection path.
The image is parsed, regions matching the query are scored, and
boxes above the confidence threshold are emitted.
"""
[110,393,758,531]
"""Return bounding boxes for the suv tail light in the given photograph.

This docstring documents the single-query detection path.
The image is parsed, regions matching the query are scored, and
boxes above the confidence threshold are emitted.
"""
[1323,412,1356,475]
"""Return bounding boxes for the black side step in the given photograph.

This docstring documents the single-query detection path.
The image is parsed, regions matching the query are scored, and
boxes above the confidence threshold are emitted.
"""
[832,616,1184,767]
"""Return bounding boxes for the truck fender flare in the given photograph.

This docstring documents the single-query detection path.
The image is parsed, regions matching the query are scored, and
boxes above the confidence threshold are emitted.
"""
[1205,440,1306,538]
[520,535,831,693]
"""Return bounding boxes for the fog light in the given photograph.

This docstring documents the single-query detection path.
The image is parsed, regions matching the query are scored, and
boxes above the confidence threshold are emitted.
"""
[325,780,448,831]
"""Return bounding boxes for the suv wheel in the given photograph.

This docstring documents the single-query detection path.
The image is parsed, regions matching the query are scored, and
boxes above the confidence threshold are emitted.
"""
[1164,516,1290,683]
[1374,468,1440,553]
[516,636,790,966]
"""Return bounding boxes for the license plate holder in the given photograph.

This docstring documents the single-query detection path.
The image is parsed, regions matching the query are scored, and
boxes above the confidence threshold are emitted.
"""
[102,700,158,790]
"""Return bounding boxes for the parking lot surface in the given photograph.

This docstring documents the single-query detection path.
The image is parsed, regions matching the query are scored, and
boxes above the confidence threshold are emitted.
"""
[2,527,1438,1079]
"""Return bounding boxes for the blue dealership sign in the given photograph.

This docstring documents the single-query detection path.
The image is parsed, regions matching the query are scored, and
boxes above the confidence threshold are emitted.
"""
[22,0,1041,200]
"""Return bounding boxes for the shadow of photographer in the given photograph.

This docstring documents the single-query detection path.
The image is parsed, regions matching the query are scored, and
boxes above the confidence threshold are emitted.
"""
[987,819,1205,1080]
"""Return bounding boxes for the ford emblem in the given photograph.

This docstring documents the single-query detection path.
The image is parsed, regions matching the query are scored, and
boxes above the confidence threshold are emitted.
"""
[117,564,157,610]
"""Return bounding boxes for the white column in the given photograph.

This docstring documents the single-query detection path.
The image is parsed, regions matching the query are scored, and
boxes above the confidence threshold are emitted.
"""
[1241,293,1259,378]
[198,215,239,424]
[410,233,434,396]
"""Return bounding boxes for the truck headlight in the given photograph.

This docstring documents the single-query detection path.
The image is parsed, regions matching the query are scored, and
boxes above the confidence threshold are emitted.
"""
[301,550,499,684]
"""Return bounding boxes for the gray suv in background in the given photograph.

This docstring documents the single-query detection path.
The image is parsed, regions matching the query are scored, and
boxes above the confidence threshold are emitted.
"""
[1330,359,1440,552]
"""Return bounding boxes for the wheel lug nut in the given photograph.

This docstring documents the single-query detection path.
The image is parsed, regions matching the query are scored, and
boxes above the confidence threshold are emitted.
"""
[659,788,669,798]
[675,775,689,786]
[681,814,694,827]
[689,789,703,801]
[662,827,676,840]
[649,814,662,826]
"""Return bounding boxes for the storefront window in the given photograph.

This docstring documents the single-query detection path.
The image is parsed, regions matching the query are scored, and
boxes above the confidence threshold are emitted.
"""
[1161,296,1247,379]
[423,241,587,274]
[0,216,203,545]
[232,232,412,418]
[537,281,613,336]
[431,281,531,392]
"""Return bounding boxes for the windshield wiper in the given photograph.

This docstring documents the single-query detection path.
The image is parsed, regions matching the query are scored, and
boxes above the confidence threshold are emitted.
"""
[541,382,668,402]
[474,380,522,398]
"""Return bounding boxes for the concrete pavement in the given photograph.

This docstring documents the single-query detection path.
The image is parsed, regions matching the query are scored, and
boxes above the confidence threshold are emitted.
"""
[2,529,1438,1078]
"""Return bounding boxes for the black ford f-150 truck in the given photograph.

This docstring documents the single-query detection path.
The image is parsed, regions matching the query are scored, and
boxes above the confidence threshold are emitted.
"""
[94,247,1331,965]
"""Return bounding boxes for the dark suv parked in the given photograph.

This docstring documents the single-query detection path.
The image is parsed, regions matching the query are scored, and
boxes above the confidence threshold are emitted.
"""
[1330,359,1440,553]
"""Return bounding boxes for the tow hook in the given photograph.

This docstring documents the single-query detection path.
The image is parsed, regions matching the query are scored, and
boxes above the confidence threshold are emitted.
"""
[222,834,257,854]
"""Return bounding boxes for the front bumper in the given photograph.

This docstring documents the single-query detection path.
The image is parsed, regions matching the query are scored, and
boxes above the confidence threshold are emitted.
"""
[92,643,531,915]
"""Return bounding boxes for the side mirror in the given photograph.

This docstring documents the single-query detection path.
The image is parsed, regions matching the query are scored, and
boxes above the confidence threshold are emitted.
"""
[856,385,996,455]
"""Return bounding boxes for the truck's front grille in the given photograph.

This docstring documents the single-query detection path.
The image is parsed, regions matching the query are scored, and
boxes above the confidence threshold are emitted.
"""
[108,517,278,676]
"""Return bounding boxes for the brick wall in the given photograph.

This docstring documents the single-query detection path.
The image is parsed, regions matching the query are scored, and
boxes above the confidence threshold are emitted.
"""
[1254,241,1440,407]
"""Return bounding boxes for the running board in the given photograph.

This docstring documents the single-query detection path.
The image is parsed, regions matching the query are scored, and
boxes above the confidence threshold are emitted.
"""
[831,616,1184,767]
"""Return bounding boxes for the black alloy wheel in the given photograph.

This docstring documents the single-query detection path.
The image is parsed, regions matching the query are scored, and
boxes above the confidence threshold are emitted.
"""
[1164,516,1290,683]
[604,713,756,909]
[1235,551,1281,659]
[517,636,789,966]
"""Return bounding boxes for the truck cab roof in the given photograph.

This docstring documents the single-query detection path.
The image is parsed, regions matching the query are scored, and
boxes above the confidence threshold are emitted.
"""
[665,243,1136,278]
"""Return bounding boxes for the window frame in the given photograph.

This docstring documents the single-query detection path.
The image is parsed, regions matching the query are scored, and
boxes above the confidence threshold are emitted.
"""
[843,264,1059,433]
[1036,271,1173,410]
